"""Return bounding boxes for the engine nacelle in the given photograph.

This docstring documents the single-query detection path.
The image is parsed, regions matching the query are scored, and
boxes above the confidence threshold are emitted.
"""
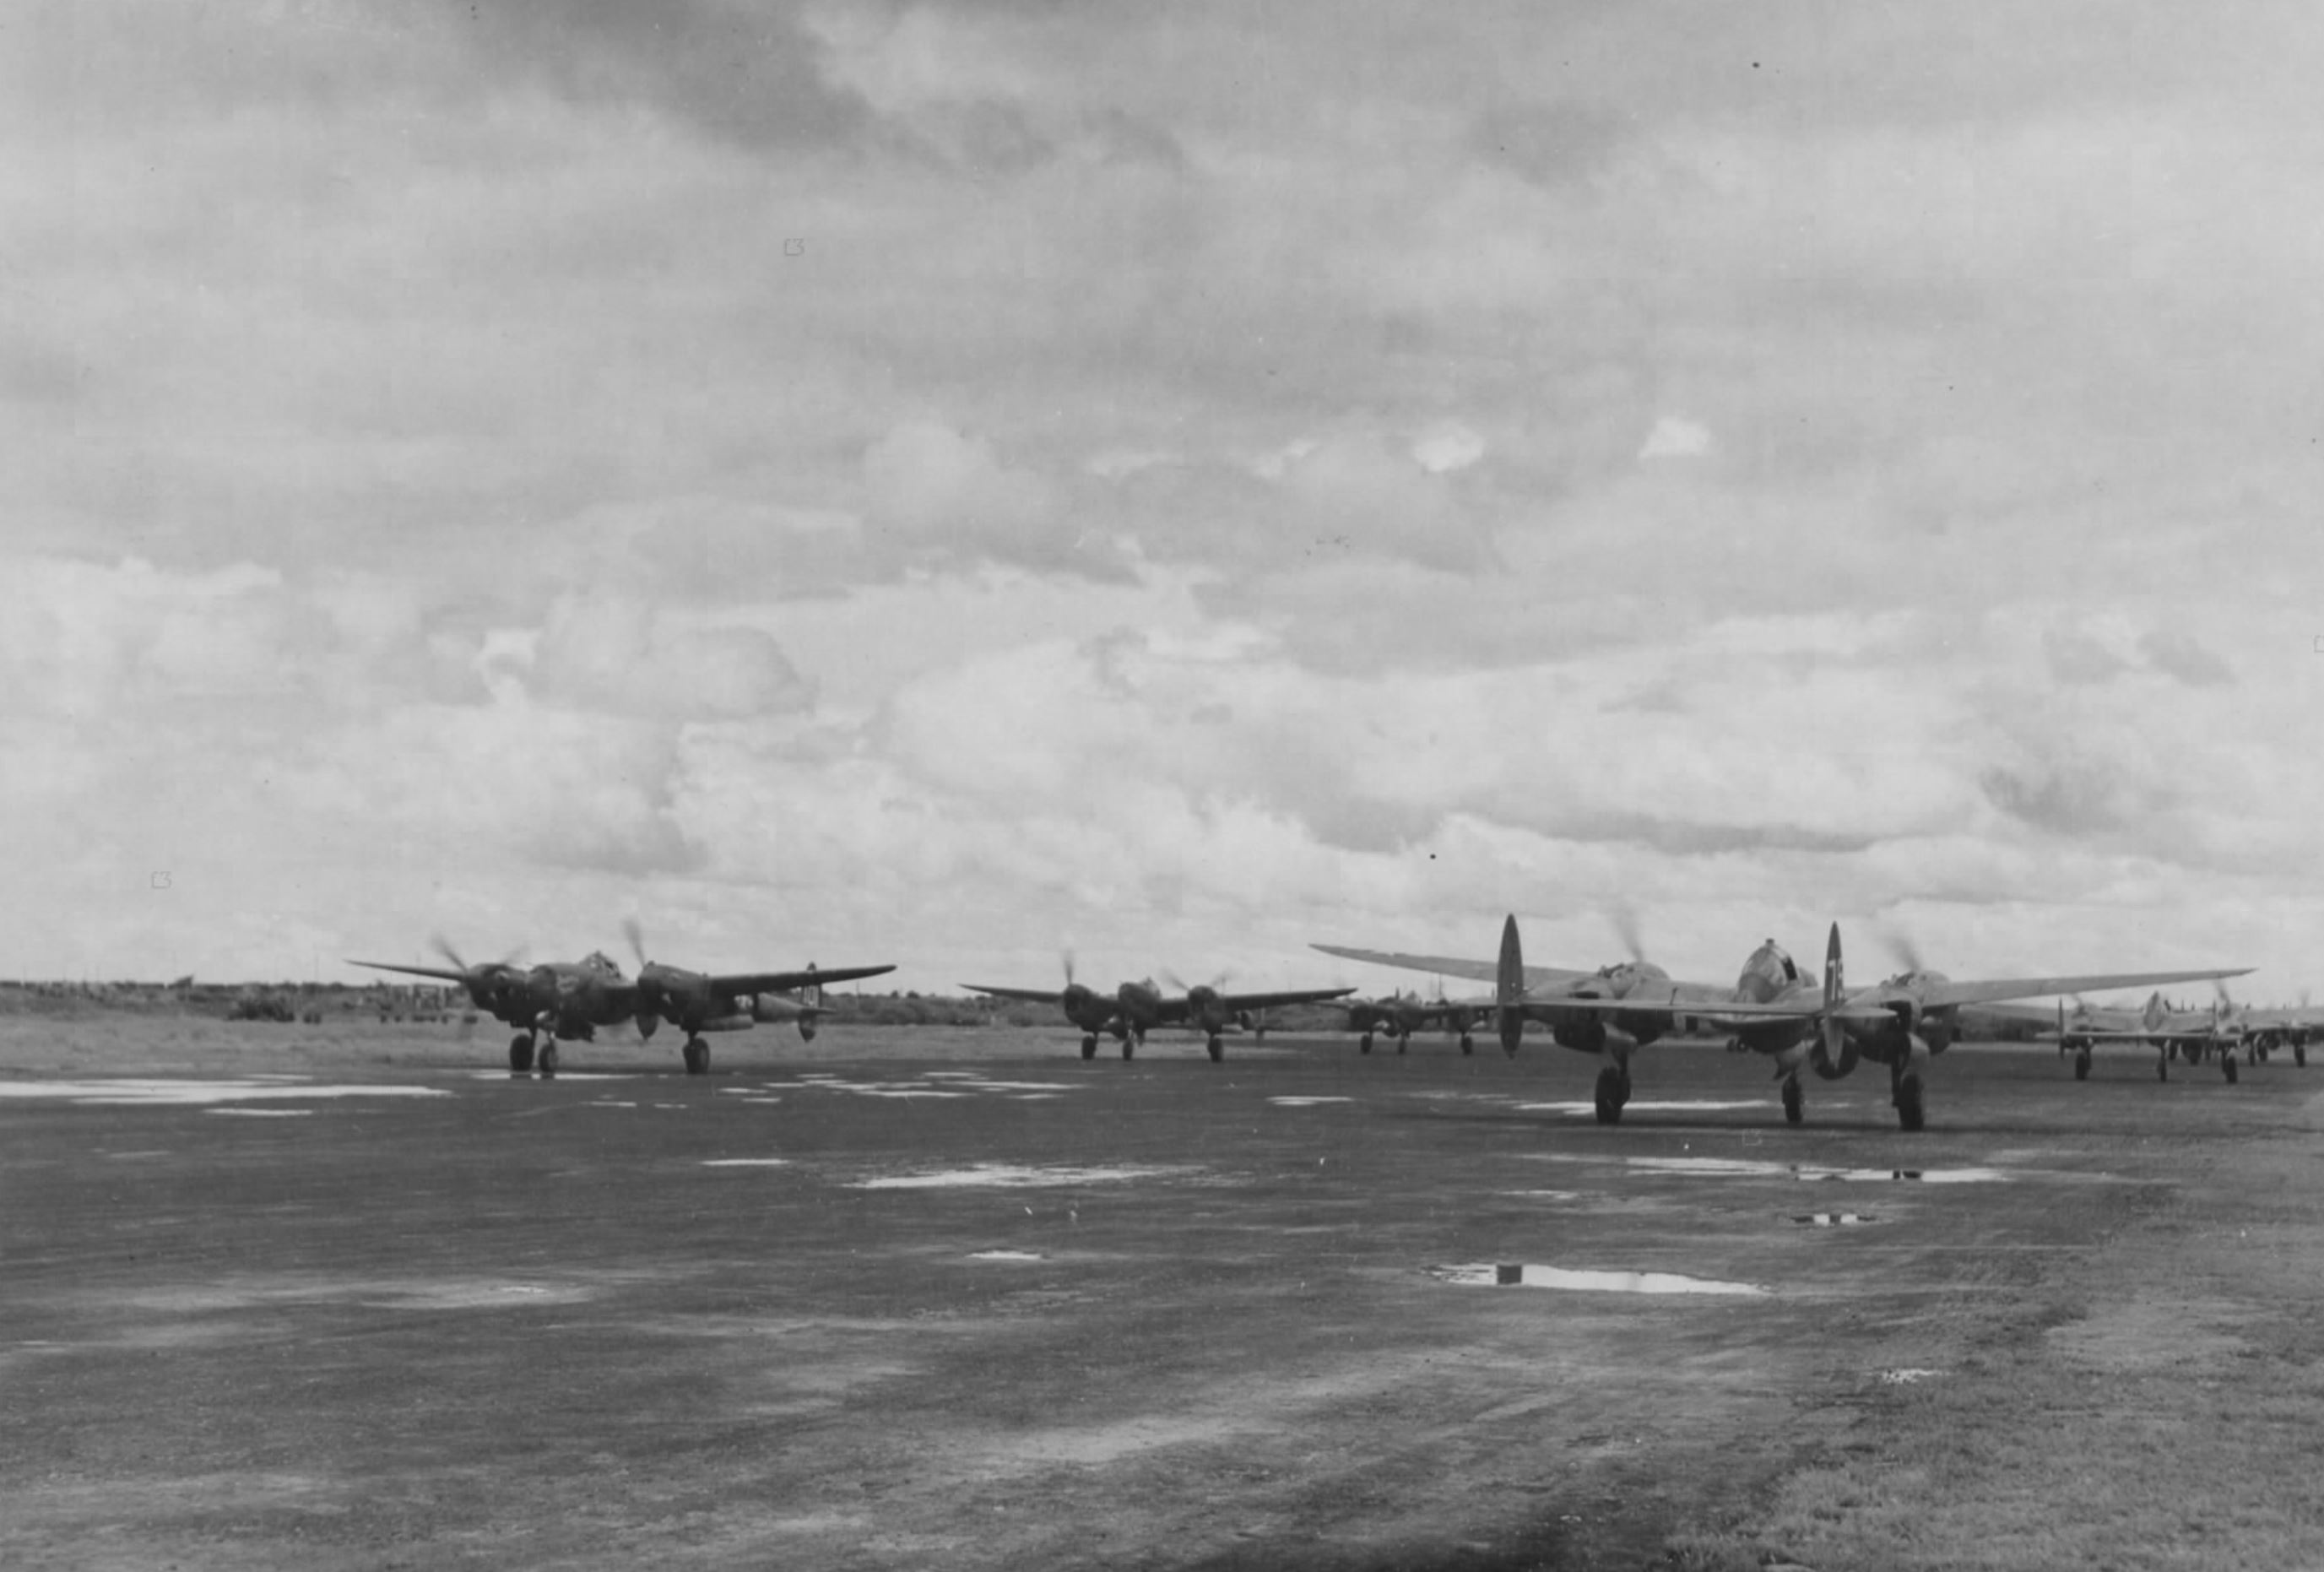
[1550,1015,1607,1054]
[1811,1036,1859,1080]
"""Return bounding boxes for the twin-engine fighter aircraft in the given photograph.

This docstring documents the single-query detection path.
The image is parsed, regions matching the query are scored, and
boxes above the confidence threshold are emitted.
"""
[1344,991,1492,1055]
[966,960,1353,1060]
[2226,995,2322,1065]
[2041,992,2250,1083]
[1317,916,2250,1130]
[351,933,895,1076]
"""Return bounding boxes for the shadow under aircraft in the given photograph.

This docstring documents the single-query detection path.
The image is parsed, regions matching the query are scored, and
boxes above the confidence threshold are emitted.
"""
[966,958,1353,1060]
[352,930,895,1076]
[1318,915,2249,1130]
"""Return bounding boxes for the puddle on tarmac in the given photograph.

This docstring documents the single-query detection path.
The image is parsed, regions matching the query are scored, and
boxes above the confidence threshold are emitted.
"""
[1791,1212,1878,1227]
[0,1079,452,1107]
[702,1157,791,1168]
[788,1074,1072,1098]
[1620,1157,2007,1184]
[1269,1096,1353,1108]
[788,1078,972,1098]
[853,1163,1184,1190]
[1514,1100,1771,1116]
[1430,1263,1769,1297]
[967,1249,1044,1261]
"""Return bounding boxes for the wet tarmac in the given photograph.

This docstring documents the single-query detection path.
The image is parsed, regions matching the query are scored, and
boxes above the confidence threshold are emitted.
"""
[5,1022,2323,1569]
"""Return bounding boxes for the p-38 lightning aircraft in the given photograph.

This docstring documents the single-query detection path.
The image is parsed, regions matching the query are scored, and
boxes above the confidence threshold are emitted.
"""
[2040,991,2251,1083]
[1344,990,1492,1055]
[965,961,1353,1060]
[351,930,895,1076]
[1317,916,2248,1130]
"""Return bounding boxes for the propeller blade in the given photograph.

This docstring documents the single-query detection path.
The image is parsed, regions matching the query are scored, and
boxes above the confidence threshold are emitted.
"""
[1820,922,1846,1065]
[1060,948,1076,988]
[624,918,648,973]
[431,934,470,973]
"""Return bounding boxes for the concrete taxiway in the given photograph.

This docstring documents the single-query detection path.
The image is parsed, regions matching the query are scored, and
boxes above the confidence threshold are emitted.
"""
[5,1019,2323,1569]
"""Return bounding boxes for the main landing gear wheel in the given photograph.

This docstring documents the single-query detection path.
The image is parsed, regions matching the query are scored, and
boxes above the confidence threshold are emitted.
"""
[537,1042,559,1078]
[1121,1037,1135,1061]
[2158,1058,2169,1082]
[1894,1071,1925,1132]
[1459,1033,1475,1056]
[683,1038,710,1076]
[2223,1055,2239,1085]
[1395,1033,1407,1056]
[1081,1033,1098,1060]
[1593,1065,1630,1125]
[1358,1032,1373,1055]
[508,1034,535,1075]
[1781,1076,1804,1125]
[1206,1033,1224,1063]
[2074,1050,2092,1081]
[2299,1045,2309,1068]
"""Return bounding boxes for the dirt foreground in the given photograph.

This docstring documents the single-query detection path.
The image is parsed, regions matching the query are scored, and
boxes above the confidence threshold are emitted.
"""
[3,1016,2321,1569]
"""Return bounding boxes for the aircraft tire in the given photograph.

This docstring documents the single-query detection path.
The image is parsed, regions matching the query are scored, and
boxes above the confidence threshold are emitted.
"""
[2073,1051,2091,1081]
[1781,1076,1804,1126]
[2224,1056,2239,1085]
[1206,1034,1224,1063]
[2298,1045,2309,1068]
[1594,1066,1625,1125]
[684,1039,709,1076]
[1121,1038,1135,1061]
[1081,1034,1097,1060]
[538,1043,558,1078]
[2158,1058,2168,1082]
[1358,1033,1372,1054]
[1395,1034,1406,1056]
[1460,1033,1474,1055]
[509,1035,534,1074]
[1895,1072,1925,1132]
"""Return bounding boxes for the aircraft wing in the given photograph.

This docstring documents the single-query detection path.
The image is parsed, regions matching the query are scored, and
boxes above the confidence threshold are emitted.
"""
[1508,993,1895,1027]
[1909,968,2251,1011]
[1311,944,1597,990]
[349,960,473,983]
[706,964,896,996]
[2240,1006,2324,1030]
[2046,1027,2216,1042]
[1217,986,1358,1011]
[964,984,1066,1006]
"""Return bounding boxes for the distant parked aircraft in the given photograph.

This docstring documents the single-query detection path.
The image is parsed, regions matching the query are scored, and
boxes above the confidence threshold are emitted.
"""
[966,958,1352,1060]
[1319,915,2249,1130]
[352,931,893,1076]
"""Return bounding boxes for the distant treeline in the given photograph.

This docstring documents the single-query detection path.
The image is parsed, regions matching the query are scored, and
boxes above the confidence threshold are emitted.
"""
[0,980,1351,1033]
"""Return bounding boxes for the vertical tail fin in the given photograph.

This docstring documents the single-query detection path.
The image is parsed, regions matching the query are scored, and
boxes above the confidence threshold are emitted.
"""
[1496,913,1525,1055]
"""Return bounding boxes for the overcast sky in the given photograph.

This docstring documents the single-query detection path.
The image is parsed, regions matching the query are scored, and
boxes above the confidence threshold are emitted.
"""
[5,1,2320,1002]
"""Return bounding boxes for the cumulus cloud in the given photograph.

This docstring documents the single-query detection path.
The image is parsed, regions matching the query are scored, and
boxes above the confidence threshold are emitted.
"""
[1638,416,1714,460]
[5,4,2324,997]
[2137,627,2235,687]
[1411,421,1486,474]
[527,594,814,720]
